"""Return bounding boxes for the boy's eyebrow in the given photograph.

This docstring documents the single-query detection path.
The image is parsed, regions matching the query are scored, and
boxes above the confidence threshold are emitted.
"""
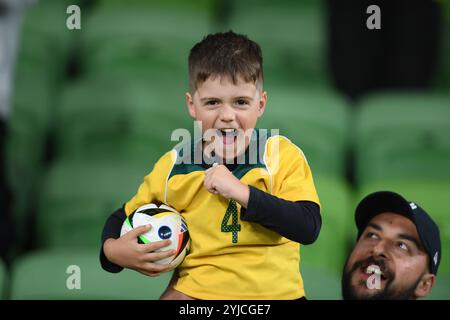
[235,96,254,100]
[200,97,220,101]
[200,96,254,101]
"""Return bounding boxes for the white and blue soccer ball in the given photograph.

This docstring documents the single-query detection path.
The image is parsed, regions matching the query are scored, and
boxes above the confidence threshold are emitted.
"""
[120,203,190,270]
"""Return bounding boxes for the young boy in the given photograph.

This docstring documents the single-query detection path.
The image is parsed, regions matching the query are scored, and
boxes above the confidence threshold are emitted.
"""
[100,31,321,300]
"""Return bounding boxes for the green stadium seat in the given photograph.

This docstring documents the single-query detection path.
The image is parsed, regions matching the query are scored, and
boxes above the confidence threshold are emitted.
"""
[18,0,75,83]
[12,0,75,138]
[258,87,351,177]
[36,159,163,248]
[355,93,450,186]
[358,179,450,277]
[228,0,329,88]
[424,275,450,300]
[10,250,173,299]
[300,172,355,300]
[10,0,76,179]
[7,73,52,185]
[301,171,350,301]
[97,0,215,13]
[301,265,342,300]
[56,77,192,161]
[81,6,211,81]
[6,0,80,247]
[301,175,354,274]
[6,72,54,249]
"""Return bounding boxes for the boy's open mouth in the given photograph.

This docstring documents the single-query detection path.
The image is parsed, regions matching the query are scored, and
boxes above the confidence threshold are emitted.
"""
[217,128,239,145]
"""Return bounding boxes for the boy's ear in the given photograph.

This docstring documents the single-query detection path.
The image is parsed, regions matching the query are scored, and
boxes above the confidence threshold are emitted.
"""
[186,92,196,118]
[258,91,267,117]
[414,273,435,298]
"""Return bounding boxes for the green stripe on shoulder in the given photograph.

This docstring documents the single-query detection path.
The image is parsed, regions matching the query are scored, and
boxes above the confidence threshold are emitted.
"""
[231,128,271,179]
[232,162,266,180]
[167,129,276,180]
[168,139,205,179]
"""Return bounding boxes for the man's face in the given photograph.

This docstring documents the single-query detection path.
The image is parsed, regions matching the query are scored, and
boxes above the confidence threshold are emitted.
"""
[186,75,267,162]
[342,212,434,300]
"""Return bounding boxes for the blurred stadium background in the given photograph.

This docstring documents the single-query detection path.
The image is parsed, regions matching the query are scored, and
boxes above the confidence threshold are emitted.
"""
[0,0,449,300]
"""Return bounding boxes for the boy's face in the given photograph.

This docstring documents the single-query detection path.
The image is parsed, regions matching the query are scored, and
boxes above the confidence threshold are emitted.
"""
[186,75,267,162]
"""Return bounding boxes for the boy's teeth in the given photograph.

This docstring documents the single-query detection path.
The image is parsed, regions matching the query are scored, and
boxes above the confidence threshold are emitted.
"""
[217,128,237,145]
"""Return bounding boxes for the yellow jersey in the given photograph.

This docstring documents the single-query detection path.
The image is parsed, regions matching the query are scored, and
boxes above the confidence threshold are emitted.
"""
[124,129,320,299]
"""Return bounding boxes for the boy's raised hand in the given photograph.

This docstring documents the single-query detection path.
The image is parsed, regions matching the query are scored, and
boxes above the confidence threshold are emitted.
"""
[204,163,250,208]
[103,224,175,277]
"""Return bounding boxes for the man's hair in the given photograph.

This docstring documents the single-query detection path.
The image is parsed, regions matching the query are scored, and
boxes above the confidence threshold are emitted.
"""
[188,30,263,93]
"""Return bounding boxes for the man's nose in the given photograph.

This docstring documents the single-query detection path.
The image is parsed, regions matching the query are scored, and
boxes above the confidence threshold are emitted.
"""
[371,240,388,259]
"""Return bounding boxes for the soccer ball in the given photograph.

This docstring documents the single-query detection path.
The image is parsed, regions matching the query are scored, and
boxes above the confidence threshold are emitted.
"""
[120,203,190,270]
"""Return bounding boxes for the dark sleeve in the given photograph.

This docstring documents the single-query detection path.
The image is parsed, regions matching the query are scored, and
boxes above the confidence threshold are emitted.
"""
[99,206,127,273]
[240,186,321,245]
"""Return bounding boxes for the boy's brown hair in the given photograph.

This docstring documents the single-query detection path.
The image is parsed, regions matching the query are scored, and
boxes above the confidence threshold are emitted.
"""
[188,30,264,93]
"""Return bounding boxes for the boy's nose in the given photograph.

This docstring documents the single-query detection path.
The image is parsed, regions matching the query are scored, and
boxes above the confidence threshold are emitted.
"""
[219,104,236,122]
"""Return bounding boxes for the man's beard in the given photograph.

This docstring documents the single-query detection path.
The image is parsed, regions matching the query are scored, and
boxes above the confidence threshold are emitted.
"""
[341,256,422,300]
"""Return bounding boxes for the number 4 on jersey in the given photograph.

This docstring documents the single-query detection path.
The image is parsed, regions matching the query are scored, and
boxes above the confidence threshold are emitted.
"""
[221,200,241,243]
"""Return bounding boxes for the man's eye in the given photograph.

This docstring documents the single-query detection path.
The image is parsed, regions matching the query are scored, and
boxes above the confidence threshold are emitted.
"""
[398,242,409,251]
[366,232,378,239]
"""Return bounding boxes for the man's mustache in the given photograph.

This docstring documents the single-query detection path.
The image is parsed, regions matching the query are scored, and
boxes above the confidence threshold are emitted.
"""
[351,256,394,281]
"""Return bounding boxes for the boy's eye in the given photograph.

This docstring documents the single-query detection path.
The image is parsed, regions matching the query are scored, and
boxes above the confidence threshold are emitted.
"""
[236,99,248,106]
[205,100,219,106]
